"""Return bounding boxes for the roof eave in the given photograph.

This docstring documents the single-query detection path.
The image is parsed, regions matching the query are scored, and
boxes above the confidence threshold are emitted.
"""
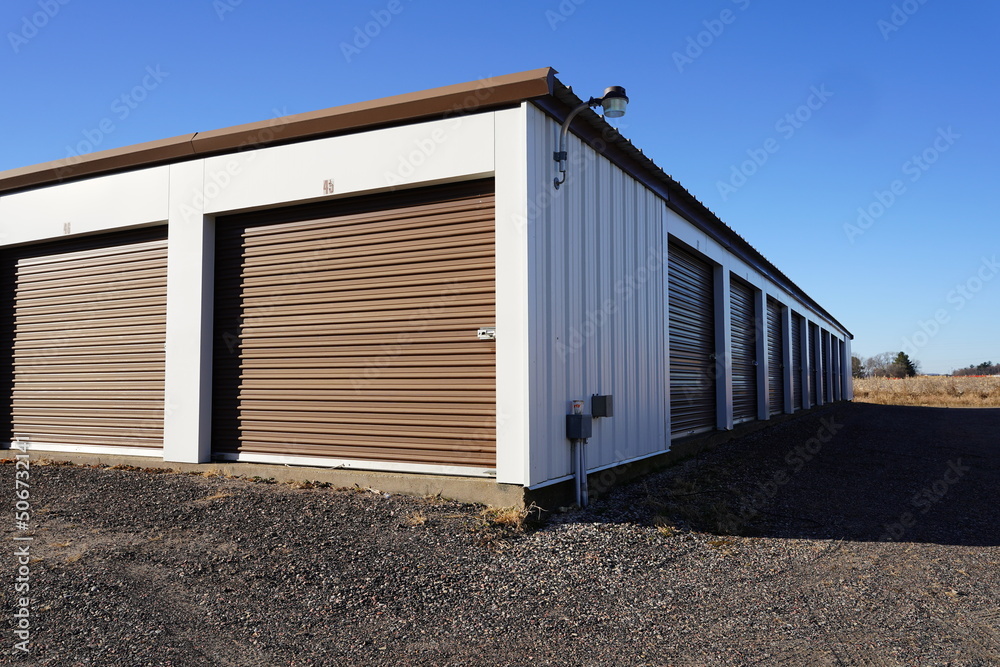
[0,67,556,195]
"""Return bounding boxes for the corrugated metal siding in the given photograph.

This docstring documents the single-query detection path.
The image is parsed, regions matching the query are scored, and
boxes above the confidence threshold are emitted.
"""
[212,180,496,467]
[526,105,668,486]
[791,313,803,411]
[669,243,716,436]
[2,228,168,448]
[766,298,784,416]
[729,277,757,424]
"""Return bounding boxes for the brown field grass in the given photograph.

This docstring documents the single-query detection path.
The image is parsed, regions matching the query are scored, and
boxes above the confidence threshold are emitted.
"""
[853,375,1000,407]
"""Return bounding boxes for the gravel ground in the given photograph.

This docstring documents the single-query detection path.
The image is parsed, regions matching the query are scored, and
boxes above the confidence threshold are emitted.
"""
[3,401,999,666]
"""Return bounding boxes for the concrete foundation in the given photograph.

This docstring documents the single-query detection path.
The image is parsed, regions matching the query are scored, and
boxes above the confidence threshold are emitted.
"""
[5,404,839,510]
[6,451,527,507]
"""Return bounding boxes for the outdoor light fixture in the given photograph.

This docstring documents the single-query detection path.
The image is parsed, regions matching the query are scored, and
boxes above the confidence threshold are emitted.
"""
[553,85,629,189]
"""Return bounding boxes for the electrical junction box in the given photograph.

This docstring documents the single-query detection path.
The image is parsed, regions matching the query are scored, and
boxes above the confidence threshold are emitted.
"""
[566,414,592,440]
[591,394,613,418]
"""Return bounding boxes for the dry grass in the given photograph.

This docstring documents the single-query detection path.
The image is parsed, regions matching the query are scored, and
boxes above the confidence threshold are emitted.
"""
[480,506,530,529]
[478,503,544,534]
[652,515,677,537]
[853,375,1000,407]
[403,511,428,527]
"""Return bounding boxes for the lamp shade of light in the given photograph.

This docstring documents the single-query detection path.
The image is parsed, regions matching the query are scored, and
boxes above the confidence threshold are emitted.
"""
[600,86,628,118]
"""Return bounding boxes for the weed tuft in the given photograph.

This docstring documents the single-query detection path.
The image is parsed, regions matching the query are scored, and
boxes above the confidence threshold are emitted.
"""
[477,503,545,536]
[251,476,276,484]
[653,515,677,537]
[404,512,428,527]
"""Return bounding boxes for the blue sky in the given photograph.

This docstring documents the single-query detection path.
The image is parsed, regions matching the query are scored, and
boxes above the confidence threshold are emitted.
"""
[3,0,997,374]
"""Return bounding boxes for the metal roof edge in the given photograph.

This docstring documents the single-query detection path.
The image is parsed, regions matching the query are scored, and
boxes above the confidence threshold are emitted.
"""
[190,67,555,154]
[0,67,556,196]
[0,134,198,194]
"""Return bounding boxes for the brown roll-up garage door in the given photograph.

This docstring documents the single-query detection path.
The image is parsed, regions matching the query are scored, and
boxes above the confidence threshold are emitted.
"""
[766,298,784,416]
[729,277,757,424]
[668,243,716,437]
[212,180,496,468]
[790,313,803,411]
[0,228,168,449]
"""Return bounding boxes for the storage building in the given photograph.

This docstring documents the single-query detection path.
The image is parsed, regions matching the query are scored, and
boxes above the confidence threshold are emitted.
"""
[0,68,852,504]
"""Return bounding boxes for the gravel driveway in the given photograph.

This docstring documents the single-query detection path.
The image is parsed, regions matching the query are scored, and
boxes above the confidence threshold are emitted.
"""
[4,401,999,666]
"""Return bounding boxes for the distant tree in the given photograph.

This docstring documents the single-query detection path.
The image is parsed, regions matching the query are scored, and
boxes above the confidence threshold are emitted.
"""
[953,361,1000,376]
[864,352,894,377]
[890,351,917,378]
[851,355,864,378]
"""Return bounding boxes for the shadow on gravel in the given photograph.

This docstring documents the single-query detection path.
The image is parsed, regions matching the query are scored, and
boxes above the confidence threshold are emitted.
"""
[581,402,1000,548]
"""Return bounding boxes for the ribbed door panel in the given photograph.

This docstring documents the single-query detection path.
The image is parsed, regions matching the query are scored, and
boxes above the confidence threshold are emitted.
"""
[213,181,496,467]
[5,229,168,448]
[669,244,716,436]
[729,278,757,424]
[791,313,803,411]
[766,298,783,416]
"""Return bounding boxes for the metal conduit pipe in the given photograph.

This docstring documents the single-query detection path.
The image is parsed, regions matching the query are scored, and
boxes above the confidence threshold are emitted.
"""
[553,86,628,189]
[566,400,593,508]
[576,439,589,508]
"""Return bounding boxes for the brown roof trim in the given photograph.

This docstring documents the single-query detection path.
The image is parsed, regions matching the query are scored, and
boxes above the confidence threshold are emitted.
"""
[192,68,555,155]
[0,135,197,194]
[0,68,556,195]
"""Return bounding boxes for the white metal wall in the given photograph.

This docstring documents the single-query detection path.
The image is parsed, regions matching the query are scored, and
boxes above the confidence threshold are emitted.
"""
[524,104,669,488]
[523,103,852,488]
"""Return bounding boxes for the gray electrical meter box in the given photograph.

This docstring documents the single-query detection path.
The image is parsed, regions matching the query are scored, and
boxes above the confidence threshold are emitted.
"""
[591,395,613,418]
[565,414,593,439]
